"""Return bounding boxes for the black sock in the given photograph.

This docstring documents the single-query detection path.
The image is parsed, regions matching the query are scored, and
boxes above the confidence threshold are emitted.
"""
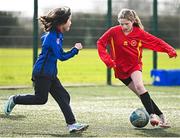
[140,92,154,115]
[151,99,163,116]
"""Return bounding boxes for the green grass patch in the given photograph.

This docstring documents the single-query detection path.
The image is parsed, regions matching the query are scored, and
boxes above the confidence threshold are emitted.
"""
[0,48,180,86]
[0,86,180,137]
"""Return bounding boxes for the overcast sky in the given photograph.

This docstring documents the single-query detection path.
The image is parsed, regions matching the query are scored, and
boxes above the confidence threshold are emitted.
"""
[0,0,107,16]
[0,0,179,16]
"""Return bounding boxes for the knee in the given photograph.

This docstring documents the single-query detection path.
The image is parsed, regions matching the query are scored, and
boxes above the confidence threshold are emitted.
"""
[135,83,145,92]
[37,97,48,104]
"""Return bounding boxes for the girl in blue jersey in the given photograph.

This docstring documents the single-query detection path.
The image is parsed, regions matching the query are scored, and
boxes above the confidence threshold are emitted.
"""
[4,6,88,133]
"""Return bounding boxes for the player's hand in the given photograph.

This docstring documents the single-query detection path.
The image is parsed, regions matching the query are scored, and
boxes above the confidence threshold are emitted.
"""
[74,43,83,50]
[168,50,177,58]
[112,60,116,68]
[108,60,116,68]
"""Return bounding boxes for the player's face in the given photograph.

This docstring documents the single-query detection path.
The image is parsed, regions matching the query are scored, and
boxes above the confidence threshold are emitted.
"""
[119,19,134,33]
[57,15,72,32]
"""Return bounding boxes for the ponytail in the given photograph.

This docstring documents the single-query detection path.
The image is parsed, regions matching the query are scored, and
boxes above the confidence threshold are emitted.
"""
[131,10,144,30]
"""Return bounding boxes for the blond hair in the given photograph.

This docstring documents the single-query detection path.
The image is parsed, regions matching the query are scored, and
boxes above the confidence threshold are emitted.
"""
[118,9,144,30]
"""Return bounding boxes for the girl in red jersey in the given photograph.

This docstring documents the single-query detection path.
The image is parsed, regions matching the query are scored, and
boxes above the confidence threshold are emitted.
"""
[97,9,177,128]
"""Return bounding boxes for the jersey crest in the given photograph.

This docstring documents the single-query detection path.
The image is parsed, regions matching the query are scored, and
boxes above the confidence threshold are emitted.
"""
[56,38,60,44]
[131,40,137,47]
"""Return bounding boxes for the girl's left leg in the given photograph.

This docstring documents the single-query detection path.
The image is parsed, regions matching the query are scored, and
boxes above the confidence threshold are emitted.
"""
[49,77,89,133]
[50,78,76,125]
[128,81,163,116]
[130,70,160,126]
[127,78,170,128]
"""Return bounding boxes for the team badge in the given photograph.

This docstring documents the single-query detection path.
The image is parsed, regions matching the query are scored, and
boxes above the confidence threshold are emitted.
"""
[131,40,137,47]
[123,41,128,46]
[56,38,60,44]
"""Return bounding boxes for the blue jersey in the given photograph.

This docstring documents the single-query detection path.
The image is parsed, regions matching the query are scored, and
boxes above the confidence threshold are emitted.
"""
[32,31,79,78]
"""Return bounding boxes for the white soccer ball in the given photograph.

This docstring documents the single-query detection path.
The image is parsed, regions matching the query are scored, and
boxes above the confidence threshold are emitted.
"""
[130,108,149,128]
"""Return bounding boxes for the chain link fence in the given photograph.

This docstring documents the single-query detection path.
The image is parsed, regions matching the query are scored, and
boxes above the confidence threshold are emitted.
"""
[0,0,179,86]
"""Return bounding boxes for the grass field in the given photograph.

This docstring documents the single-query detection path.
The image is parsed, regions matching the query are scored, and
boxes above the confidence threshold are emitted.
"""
[0,86,180,137]
[0,48,180,86]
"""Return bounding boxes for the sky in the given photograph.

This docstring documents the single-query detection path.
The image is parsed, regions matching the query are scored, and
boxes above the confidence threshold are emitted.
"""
[0,0,179,16]
[0,0,107,16]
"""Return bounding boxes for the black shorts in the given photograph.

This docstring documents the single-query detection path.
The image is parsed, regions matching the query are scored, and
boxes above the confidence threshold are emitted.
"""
[119,77,132,86]
[119,70,142,86]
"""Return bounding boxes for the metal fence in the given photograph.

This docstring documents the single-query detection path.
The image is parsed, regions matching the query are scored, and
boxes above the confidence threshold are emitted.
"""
[0,0,179,86]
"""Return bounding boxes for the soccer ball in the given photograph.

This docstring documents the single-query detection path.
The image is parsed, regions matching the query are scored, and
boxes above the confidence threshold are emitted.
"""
[130,108,149,128]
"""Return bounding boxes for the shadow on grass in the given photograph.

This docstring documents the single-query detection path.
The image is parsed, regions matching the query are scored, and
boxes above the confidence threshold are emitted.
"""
[134,128,180,137]
[0,114,26,120]
[14,132,96,137]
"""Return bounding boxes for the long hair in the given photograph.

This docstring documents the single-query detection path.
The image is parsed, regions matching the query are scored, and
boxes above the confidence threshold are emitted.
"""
[118,9,144,30]
[40,6,71,32]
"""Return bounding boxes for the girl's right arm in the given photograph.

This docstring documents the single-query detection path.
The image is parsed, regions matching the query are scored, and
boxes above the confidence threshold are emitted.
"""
[97,28,116,68]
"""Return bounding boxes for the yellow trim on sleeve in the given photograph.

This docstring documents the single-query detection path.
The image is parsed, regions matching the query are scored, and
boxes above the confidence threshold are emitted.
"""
[110,37,116,60]
[137,40,142,59]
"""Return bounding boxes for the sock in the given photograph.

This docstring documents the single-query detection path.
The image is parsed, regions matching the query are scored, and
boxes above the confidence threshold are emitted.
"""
[151,99,163,116]
[140,92,154,115]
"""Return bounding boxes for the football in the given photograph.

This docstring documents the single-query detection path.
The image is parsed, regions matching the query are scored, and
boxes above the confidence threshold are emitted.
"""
[130,108,149,128]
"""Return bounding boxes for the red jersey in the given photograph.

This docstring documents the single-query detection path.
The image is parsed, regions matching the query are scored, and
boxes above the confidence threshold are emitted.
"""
[97,25,177,79]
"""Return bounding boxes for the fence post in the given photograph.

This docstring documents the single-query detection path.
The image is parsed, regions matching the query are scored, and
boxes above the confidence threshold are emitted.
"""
[153,0,158,69]
[107,0,112,85]
[33,0,38,65]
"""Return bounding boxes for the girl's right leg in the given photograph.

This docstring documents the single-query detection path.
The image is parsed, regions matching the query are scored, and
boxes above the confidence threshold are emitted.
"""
[4,76,52,115]
[14,76,51,105]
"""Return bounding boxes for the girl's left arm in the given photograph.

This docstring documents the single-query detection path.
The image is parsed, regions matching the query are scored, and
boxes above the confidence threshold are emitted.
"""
[51,37,79,61]
[141,30,177,58]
